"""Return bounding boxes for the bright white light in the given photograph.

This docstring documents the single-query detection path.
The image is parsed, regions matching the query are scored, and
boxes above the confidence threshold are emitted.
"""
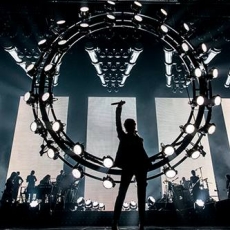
[191,149,200,159]
[30,121,38,132]
[103,177,114,189]
[184,123,195,134]
[72,168,82,179]
[73,144,83,155]
[213,95,221,106]
[30,200,39,208]
[24,92,31,102]
[195,199,205,207]
[134,15,143,22]
[207,123,216,134]
[160,24,168,33]
[165,168,177,178]
[47,148,55,159]
[164,145,175,156]
[194,68,202,77]
[181,42,189,52]
[196,95,205,106]
[103,156,114,168]
[52,121,61,132]
[42,92,50,102]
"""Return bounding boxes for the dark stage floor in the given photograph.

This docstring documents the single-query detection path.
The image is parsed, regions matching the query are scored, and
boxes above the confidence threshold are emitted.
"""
[0,199,230,230]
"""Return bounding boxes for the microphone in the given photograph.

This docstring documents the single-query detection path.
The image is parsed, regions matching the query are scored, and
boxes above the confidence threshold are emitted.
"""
[111,101,126,106]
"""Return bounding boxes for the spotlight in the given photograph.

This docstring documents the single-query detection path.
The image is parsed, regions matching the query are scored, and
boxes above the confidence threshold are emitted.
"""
[207,67,218,80]
[211,95,221,106]
[133,14,143,28]
[103,175,115,189]
[191,95,206,106]
[52,120,64,132]
[93,201,99,210]
[103,156,114,168]
[105,1,116,12]
[24,91,38,105]
[85,199,93,209]
[163,166,177,178]
[194,199,205,211]
[156,8,167,22]
[122,202,130,211]
[147,196,156,209]
[131,1,142,14]
[199,123,216,135]
[58,39,69,52]
[44,63,56,76]
[30,119,47,136]
[38,39,48,52]
[99,202,105,211]
[79,22,90,34]
[79,6,90,19]
[180,123,196,134]
[106,14,116,26]
[26,63,38,77]
[161,144,175,156]
[72,166,84,179]
[186,146,206,159]
[130,201,138,210]
[77,197,85,207]
[47,146,59,160]
[73,143,84,156]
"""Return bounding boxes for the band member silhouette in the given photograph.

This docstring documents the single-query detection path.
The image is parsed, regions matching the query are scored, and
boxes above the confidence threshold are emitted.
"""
[112,101,151,230]
[189,169,200,202]
[26,170,37,202]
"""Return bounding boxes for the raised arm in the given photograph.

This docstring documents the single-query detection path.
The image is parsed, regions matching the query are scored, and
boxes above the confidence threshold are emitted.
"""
[116,102,125,139]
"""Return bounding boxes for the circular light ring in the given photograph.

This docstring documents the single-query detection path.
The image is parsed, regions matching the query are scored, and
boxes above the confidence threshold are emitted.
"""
[31,9,213,181]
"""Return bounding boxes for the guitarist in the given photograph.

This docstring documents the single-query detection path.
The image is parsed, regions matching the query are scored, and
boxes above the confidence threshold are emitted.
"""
[189,170,200,202]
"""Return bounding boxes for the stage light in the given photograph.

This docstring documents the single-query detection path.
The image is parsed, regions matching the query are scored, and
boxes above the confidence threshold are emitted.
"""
[159,24,168,35]
[103,156,114,168]
[199,123,216,135]
[24,91,37,105]
[180,123,195,134]
[105,0,116,12]
[93,201,99,210]
[162,144,175,156]
[79,7,90,19]
[29,199,39,208]
[72,166,84,179]
[44,63,56,76]
[38,39,48,52]
[77,197,85,207]
[79,22,90,34]
[181,42,190,53]
[131,1,142,14]
[147,196,156,209]
[103,175,115,189]
[194,199,205,210]
[133,14,143,28]
[122,202,130,211]
[99,202,105,211]
[186,147,202,159]
[192,95,205,106]
[211,95,221,106]
[73,143,84,156]
[163,166,177,178]
[130,201,138,210]
[58,40,69,52]
[30,119,47,136]
[52,120,64,132]
[208,67,218,79]
[156,8,167,22]
[85,199,93,209]
[47,146,59,160]
[26,63,38,77]
[106,14,116,27]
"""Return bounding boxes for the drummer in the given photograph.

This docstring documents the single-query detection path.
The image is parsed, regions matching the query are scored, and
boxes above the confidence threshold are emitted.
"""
[180,177,190,190]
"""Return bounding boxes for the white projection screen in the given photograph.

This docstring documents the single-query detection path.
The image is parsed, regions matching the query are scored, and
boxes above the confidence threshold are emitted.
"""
[155,98,218,201]
[7,96,68,194]
[85,97,138,211]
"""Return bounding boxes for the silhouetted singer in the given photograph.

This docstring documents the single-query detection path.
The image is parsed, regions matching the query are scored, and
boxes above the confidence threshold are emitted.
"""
[111,100,151,230]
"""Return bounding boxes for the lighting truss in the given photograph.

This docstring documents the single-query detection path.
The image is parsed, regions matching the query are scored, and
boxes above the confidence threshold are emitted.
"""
[24,1,221,184]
